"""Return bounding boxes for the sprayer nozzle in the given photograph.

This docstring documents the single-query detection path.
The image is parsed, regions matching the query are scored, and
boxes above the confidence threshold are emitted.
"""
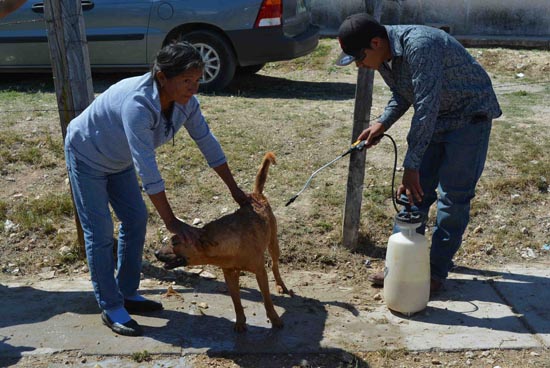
[285,195,298,206]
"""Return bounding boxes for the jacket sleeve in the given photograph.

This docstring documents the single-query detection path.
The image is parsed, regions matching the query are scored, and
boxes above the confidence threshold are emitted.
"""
[183,98,227,168]
[402,36,443,170]
[379,91,411,131]
[121,95,165,195]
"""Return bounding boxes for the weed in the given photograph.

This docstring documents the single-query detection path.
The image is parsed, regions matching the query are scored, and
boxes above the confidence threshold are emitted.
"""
[0,131,62,170]
[0,200,7,222]
[57,251,80,266]
[265,39,334,72]
[0,40,549,277]
[377,347,406,362]
[511,90,528,97]
[131,350,151,363]
[9,193,73,233]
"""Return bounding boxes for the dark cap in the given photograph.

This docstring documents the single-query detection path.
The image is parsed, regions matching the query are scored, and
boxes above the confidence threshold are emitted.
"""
[336,13,383,66]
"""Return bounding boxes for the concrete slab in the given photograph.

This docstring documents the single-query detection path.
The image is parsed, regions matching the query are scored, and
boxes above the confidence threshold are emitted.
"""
[301,270,539,352]
[0,263,548,362]
[483,263,550,347]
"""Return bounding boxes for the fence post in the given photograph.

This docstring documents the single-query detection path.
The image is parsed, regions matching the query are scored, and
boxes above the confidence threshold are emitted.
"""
[44,0,94,255]
[341,68,375,249]
[342,1,383,249]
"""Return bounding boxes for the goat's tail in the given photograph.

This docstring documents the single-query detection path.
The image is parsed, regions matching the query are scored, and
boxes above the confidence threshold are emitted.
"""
[253,152,276,195]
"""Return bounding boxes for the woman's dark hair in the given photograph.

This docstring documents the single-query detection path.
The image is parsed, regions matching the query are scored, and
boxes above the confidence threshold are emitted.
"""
[151,41,205,79]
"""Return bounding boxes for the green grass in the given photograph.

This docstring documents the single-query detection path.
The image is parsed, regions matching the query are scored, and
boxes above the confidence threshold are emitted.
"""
[131,350,151,363]
[483,78,550,198]
[0,88,54,113]
[0,42,548,273]
[0,130,63,169]
[264,39,334,72]
[0,200,8,223]
[498,88,548,119]
[10,193,74,234]
[0,90,26,102]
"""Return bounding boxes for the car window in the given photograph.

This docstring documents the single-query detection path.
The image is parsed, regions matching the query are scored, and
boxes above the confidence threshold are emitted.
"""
[0,0,153,67]
[297,0,307,14]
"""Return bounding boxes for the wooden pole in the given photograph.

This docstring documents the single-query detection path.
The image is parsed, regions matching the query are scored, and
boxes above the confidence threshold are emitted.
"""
[341,1,383,249]
[341,69,374,249]
[44,0,94,254]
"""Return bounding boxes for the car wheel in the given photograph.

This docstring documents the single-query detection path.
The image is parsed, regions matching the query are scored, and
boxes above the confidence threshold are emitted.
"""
[236,63,266,75]
[181,30,236,92]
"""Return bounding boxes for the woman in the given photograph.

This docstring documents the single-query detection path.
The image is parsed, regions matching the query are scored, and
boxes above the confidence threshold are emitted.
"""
[65,42,249,336]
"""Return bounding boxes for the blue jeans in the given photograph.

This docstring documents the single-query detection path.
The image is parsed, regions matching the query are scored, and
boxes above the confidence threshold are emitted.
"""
[65,146,148,311]
[396,119,492,280]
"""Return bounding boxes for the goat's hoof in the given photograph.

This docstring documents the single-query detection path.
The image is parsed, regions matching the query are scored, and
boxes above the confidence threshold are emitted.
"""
[271,318,284,329]
[234,322,247,333]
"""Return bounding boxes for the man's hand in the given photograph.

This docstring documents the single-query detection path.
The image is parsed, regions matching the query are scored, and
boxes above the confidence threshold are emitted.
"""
[357,122,385,148]
[397,168,424,205]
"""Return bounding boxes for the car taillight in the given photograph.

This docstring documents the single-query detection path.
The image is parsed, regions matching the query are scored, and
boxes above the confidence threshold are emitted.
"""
[254,0,282,28]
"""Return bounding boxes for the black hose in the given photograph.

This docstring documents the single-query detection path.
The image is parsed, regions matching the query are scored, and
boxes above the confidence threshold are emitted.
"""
[382,133,400,213]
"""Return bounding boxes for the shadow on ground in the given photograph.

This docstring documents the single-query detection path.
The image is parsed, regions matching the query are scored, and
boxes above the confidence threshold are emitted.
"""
[142,264,361,354]
[0,267,361,366]
[354,231,387,260]
[1,264,548,366]
[409,266,550,335]
[224,73,356,101]
[0,72,356,101]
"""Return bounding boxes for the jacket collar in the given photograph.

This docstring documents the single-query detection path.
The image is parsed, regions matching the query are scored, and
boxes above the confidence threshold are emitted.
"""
[384,25,403,58]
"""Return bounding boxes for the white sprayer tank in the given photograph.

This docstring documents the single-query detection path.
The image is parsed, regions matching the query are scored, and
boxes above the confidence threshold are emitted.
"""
[384,216,430,316]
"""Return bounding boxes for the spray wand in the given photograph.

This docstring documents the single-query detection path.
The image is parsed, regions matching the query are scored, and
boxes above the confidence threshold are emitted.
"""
[286,136,385,206]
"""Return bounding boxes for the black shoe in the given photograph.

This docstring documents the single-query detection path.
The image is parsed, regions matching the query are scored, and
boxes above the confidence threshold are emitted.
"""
[430,277,443,293]
[101,311,143,336]
[368,271,384,287]
[124,299,163,313]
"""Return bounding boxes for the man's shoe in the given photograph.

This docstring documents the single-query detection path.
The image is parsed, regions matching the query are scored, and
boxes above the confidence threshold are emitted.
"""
[101,312,143,336]
[430,277,443,293]
[367,271,384,287]
[124,299,163,313]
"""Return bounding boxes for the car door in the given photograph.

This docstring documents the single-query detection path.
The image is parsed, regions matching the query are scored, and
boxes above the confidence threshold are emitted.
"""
[0,0,153,68]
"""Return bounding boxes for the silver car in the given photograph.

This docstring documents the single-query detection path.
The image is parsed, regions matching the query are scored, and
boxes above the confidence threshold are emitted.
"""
[0,0,319,90]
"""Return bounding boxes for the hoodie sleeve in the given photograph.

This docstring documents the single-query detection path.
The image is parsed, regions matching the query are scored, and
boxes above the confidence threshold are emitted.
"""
[182,97,227,168]
[121,94,165,195]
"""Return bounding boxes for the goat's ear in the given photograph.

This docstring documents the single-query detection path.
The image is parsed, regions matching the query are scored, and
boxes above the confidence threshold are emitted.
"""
[171,235,181,246]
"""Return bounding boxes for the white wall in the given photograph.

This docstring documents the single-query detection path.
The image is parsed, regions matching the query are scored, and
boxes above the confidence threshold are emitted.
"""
[309,0,550,46]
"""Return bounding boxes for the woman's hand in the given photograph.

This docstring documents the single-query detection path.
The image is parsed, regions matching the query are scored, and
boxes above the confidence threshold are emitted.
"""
[166,217,203,246]
[213,163,256,207]
[231,187,254,207]
[148,191,203,245]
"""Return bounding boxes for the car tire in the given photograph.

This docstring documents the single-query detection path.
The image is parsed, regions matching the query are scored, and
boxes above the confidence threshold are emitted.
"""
[181,30,236,92]
[236,63,266,75]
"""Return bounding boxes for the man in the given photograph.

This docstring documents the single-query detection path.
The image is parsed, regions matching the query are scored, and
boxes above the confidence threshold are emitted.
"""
[0,0,26,18]
[337,13,501,291]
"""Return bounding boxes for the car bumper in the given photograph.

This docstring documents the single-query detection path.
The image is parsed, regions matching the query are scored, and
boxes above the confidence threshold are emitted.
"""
[227,24,319,67]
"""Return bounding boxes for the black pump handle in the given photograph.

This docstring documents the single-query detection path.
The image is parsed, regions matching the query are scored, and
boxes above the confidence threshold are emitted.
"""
[395,197,412,212]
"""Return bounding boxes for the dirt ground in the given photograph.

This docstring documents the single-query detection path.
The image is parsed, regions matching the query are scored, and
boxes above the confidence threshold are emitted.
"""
[1,42,550,367]
[7,347,550,367]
